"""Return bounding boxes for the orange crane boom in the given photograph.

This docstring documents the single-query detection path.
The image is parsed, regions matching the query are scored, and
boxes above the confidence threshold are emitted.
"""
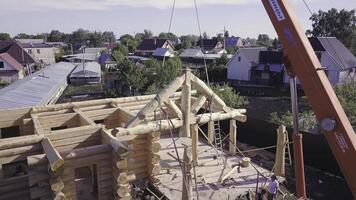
[261,0,356,197]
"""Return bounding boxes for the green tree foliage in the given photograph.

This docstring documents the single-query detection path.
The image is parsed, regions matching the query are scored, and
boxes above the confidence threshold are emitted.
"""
[257,34,271,47]
[270,111,318,132]
[158,32,178,42]
[177,35,199,49]
[0,33,11,41]
[211,84,248,108]
[335,82,356,129]
[47,30,65,42]
[119,34,138,53]
[14,33,44,39]
[306,8,356,48]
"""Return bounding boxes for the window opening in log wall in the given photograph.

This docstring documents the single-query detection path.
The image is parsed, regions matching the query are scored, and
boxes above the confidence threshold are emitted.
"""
[2,160,28,178]
[75,165,98,200]
[0,126,20,139]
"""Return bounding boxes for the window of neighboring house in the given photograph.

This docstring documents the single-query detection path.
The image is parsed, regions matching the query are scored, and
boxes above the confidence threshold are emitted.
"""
[37,49,41,54]
[238,57,241,62]
[0,61,4,68]
[28,49,32,54]
[2,160,28,178]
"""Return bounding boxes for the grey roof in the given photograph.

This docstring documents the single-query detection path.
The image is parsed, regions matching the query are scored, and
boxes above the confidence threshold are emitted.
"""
[180,48,204,58]
[66,53,98,61]
[309,37,356,70]
[240,47,266,64]
[0,62,75,109]
[153,48,174,57]
[70,62,101,78]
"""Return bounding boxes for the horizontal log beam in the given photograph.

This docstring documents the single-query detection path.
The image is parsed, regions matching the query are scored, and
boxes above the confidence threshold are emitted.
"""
[115,109,246,136]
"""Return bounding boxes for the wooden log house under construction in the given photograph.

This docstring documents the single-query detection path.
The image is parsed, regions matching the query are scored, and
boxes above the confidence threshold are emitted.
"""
[0,69,283,199]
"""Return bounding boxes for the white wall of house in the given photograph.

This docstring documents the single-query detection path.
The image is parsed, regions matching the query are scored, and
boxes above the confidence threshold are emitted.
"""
[0,58,24,82]
[0,59,16,71]
[26,47,56,65]
[227,52,251,81]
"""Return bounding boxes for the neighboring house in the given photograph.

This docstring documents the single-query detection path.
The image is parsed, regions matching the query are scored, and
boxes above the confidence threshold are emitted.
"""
[15,39,44,44]
[227,37,356,87]
[227,47,266,83]
[127,56,151,68]
[135,39,174,56]
[0,53,25,83]
[308,37,356,85]
[0,62,75,109]
[0,41,36,68]
[69,62,101,85]
[179,48,216,69]
[198,39,223,53]
[153,48,175,59]
[20,43,56,65]
[98,53,117,69]
[225,37,244,48]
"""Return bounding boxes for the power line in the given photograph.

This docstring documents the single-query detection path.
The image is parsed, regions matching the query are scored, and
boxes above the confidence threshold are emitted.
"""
[194,0,210,85]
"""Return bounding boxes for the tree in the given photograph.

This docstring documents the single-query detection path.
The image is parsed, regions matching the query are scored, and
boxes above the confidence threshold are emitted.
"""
[158,32,178,42]
[47,30,65,42]
[0,33,11,41]
[257,34,271,47]
[211,84,248,108]
[102,31,116,43]
[335,82,356,129]
[306,8,356,48]
[119,34,138,53]
[179,35,199,49]
[202,32,209,39]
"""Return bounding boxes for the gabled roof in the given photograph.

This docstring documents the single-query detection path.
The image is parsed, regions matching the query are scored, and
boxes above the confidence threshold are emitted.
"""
[0,41,36,66]
[0,53,24,71]
[198,39,221,51]
[153,48,174,57]
[225,37,242,48]
[20,43,53,48]
[309,37,356,70]
[238,47,266,65]
[180,48,204,58]
[137,39,171,51]
[259,51,283,64]
[0,62,75,109]
[70,62,101,78]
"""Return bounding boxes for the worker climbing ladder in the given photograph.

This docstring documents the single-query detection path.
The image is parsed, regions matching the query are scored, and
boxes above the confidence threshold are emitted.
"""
[213,121,223,164]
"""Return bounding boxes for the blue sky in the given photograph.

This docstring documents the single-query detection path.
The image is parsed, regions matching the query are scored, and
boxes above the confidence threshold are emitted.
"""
[0,0,354,38]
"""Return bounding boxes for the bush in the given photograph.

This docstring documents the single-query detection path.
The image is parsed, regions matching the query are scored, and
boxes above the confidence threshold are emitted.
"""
[335,82,356,129]
[211,84,248,108]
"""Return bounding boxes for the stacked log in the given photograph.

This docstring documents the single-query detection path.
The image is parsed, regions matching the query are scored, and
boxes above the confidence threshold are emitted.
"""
[0,135,43,200]
[147,132,161,182]
[27,154,53,200]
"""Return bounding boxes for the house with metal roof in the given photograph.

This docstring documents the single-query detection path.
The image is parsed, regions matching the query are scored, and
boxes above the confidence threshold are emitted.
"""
[153,48,175,58]
[69,62,101,85]
[135,38,174,57]
[0,62,75,109]
[0,53,25,83]
[227,37,356,87]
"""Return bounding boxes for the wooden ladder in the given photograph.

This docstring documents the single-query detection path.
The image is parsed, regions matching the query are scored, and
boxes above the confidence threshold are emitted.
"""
[285,132,293,166]
[213,121,223,164]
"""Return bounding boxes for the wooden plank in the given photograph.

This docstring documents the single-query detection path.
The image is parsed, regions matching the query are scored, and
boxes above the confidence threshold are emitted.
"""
[191,95,207,114]
[229,119,237,155]
[41,138,64,171]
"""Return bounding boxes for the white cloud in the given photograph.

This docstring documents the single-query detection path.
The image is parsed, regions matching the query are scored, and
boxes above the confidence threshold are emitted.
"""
[0,0,323,11]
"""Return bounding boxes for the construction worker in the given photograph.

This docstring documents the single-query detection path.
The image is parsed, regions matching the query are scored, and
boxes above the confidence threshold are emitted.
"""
[267,175,279,200]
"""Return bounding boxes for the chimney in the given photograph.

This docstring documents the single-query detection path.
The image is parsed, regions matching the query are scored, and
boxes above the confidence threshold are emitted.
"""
[154,38,157,46]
